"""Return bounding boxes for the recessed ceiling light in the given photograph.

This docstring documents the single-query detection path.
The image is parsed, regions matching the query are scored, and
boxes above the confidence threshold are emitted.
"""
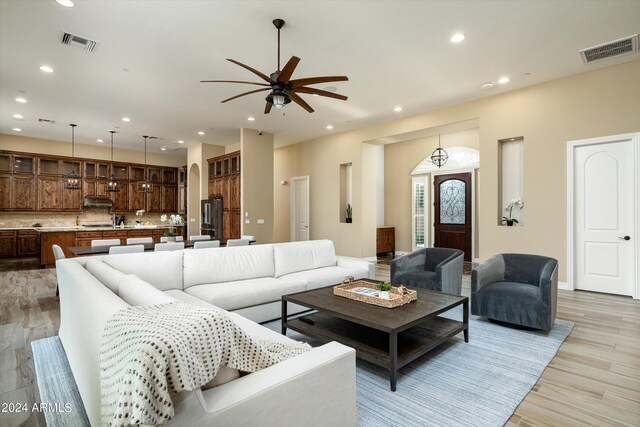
[12,128,22,132]
[13,114,24,119]
[15,97,27,103]
[326,125,334,130]
[177,140,184,144]
[498,76,510,84]
[121,117,131,122]
[96,139,103,143]
[393,106,403,112]
[160,147,167,151]
[450,33,466,43]
[39,65,54,73]
[247,117,255,121]
[481,82,495,90]
[56,0,75,7]
[198,131,205,135]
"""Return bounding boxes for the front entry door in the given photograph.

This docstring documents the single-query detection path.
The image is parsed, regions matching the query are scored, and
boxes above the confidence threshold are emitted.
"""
[574,138,635,296]
[434,173,472,261]
[291,176,309,241]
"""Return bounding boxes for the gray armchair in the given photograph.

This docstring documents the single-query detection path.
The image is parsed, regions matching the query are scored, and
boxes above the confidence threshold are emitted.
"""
[390,247,464,295]
[471,253,558,331]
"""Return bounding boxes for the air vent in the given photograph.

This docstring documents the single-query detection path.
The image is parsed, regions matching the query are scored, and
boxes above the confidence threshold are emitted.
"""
[160,145,181,151]
[580,34,638,64]
[61,32,99,52]
[38,118,56,124]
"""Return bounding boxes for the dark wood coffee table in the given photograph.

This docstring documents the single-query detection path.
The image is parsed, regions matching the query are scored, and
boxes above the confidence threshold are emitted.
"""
[281,279,468,391]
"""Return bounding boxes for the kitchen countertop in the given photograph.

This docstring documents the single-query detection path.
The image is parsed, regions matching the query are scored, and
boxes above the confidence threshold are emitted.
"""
[0,225,185,232]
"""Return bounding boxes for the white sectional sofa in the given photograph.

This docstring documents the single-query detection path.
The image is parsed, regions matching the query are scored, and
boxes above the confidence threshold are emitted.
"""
[56,240,372,427]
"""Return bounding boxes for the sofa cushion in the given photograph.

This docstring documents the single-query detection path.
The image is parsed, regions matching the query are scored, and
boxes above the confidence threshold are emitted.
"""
[184,277,306,311]
[85,260,127,294]
[280,266,368,291]
[183,245,275,288]
[475,281,545,327]
[118,275,175,306]
[102,251,184,291]
[273,240,336,278]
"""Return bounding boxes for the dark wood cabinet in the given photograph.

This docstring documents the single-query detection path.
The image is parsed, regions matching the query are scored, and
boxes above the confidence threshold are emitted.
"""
[163,185,177,213]
[62,184,83,212]
[147,185,163,212]
[376,226,395,255]
[128,183,146,211]
[111,182,129,212]
[40,231,76,266]
[17,230,39,256]
[0,174,10,210]
[208,151,241,239]
[38,176,62,211]
[12,175,36,211]
[0,230,16,257]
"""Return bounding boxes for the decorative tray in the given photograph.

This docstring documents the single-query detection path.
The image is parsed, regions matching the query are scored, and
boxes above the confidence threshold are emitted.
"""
[333,279,417,309]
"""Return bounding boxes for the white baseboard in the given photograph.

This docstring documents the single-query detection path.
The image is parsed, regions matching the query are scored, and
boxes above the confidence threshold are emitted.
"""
[394,251,410,256]
[362,256,378,262]
[558,281,570,290]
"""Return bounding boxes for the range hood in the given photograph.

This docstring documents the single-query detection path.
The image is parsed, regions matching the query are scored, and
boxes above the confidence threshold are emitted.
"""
[83,197,113,207]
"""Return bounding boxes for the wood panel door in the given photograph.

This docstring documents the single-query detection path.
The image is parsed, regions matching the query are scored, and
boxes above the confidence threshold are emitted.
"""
[12,175,35,211]
[434,173,472,262]
[0,174,10,210]
[38,176,62,211]
[128,182,146,211]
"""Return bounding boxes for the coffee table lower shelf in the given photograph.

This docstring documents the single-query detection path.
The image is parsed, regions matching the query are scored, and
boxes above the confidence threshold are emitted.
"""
[283,312,466,390]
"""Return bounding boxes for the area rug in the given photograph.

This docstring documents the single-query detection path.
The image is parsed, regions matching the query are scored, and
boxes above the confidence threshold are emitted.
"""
[31,337,90,427]
[32,313,573,427]
[264,308,573,427]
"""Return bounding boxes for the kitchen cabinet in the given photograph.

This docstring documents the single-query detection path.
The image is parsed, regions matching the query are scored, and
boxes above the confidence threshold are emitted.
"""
[147,185,163,212]
[376,226,395,255]
[163,185,177,213]
[75,231,103,247]
[111,182,129,212]
[128,182,146,211]
[38,176,62,211]
[102,230,128,245]
[0,230,16,257]
[17,230,39,256]
[62,183,83,212]
[13,175,36,211]
[0,174,10,210]
[40,231,76,266]
[229,174,240,210]
[207,151,241,239]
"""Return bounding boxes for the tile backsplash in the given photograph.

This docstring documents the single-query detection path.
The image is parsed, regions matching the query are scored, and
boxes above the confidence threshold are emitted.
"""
[0,207,175,228]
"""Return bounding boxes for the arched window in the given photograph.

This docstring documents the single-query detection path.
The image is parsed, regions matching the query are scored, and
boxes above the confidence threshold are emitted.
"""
[411,147,479,175]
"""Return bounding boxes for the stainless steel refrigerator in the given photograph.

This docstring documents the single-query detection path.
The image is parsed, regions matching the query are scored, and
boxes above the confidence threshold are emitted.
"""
[201,197,223,239]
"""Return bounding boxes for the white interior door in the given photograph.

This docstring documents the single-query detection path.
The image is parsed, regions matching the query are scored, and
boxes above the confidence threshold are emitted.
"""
[291,176,309,241]
[574,139,635,296]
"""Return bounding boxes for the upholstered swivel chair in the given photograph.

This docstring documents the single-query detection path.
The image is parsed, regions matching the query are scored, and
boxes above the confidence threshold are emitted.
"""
[471,253,558,331]
[390,247,464,295]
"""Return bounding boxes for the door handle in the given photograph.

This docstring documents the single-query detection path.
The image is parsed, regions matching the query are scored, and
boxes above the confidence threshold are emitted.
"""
[618,235,631,241]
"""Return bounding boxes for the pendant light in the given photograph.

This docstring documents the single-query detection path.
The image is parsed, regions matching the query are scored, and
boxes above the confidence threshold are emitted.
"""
[430,134,449,168]
[106,131,120,192]
[64,124,82,190]
[137,135,152,193]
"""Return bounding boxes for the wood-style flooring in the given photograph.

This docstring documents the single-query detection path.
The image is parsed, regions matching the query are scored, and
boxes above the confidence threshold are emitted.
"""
[0,259,638,426]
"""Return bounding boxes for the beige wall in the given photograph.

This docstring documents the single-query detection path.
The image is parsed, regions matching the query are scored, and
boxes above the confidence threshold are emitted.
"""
[0,134,185,167]
[384,129,479,253]
[241,129,274,243]
[273,59,640,280]
[225,143,240,154]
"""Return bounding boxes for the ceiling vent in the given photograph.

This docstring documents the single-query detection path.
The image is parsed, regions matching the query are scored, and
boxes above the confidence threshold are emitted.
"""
[61,32,99,52]
[579,34,638,64]
[38,118,56,124]
[160,145,181,151]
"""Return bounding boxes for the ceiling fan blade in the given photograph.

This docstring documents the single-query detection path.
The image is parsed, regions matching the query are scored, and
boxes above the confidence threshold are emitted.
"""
[289,76,349,87]
[288,92,314,113]
[264,102,272,114]
[291,87,348,101]
[221,88,271,103]
[200,80,270,86]
[278,56,300,84]
[227,59,274,83]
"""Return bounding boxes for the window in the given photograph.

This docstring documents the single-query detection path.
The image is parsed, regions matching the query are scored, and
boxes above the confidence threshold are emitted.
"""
[412,176,427,249]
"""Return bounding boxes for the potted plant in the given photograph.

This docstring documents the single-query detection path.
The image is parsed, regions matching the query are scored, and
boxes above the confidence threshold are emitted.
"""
[345,204,353,223]
[376,281,392,299]
[161,213,183,241]
[501,198,524,227]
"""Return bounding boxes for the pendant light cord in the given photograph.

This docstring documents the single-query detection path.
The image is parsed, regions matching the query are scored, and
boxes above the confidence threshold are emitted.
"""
[277,27,280,71]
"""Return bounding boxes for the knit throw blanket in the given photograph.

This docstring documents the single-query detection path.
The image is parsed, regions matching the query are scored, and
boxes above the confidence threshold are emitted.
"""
[100,302,311,427]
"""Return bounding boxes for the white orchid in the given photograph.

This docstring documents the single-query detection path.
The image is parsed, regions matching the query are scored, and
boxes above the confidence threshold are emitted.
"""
[502,198,524,226]
[160,214,168,222]
[136,209,145,217]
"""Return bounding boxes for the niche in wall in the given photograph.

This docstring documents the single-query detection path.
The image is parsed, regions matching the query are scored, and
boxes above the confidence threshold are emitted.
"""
[339,162,353,223]
[498,137,524,226]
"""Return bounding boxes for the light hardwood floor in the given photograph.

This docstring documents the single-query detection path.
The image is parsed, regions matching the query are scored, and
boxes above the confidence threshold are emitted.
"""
[1,260,638,426]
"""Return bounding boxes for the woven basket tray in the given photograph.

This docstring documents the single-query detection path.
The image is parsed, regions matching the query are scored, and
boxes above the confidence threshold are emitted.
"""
[333,280,417,309]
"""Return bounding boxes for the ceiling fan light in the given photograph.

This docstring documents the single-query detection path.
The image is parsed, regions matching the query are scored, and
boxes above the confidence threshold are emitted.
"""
[272,94,286,108]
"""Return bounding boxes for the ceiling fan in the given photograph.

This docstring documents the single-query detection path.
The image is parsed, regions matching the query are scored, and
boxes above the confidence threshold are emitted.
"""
[201,18,348,114]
